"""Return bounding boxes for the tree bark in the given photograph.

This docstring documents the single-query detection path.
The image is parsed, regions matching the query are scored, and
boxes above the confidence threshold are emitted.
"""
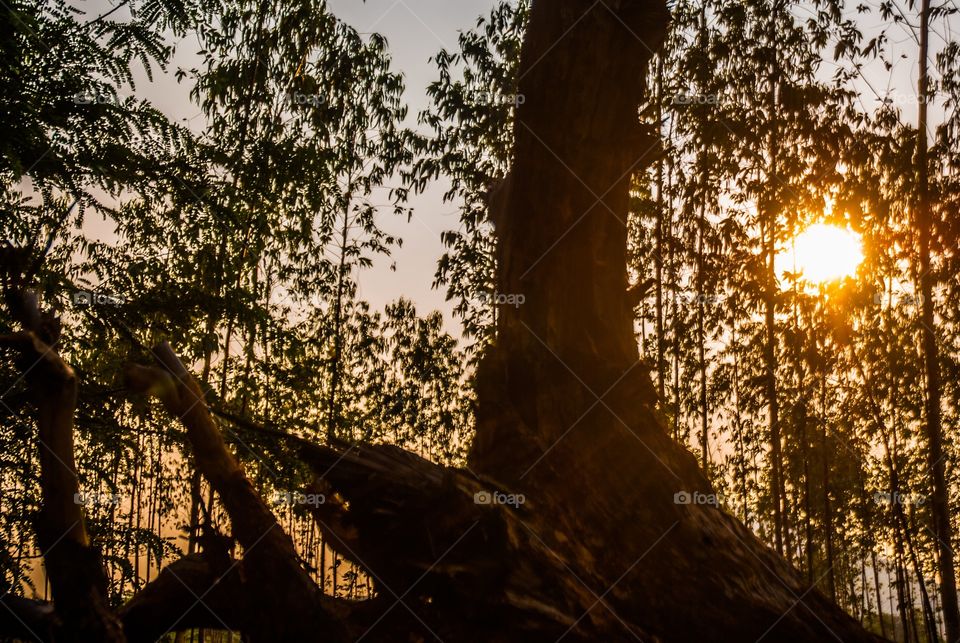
[467,0,886,640]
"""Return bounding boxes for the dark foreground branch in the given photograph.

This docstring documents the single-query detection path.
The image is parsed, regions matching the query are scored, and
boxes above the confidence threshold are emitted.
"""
[0,594,56,641]
[0,286,124,642]
[119,555,244,641]
[124,343,349,641]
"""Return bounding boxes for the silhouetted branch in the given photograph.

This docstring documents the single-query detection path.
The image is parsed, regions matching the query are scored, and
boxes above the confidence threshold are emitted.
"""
[0,285,124,642]
[124,342,350,641]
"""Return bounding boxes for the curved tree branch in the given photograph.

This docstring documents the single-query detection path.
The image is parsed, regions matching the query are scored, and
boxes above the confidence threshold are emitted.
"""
[124,342,350,641]
[0,282,124,642]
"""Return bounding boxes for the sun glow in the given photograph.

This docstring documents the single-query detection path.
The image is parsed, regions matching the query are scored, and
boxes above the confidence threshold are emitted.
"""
[782,223,864,284]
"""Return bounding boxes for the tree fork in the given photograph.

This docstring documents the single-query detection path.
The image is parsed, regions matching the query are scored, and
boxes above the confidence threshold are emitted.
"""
[124,343,351,642]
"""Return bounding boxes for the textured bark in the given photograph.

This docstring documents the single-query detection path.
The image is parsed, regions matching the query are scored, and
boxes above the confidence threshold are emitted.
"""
[119,554,247,641]
[118,553,373,642]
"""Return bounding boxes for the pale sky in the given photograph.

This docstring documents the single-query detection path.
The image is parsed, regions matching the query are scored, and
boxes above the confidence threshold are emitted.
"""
[324,1,500,326]
[73,0,957,337]
[77,0,502,332]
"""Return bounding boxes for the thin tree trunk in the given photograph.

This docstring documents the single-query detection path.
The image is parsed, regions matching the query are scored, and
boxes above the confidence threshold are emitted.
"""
[327,176,354,443]
[697,201,709,473]
[905,506,939,643]
[873,548,888,640]
[915,1,960,639]
[653,54,666,403]
[792,277,812,580]
[820,372,836,602]
[694,5,709,475]
[763,63,786,564]
[732,320,748,523]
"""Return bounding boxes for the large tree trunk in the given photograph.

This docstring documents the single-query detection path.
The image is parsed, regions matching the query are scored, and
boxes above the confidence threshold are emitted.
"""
[467,0,886,640]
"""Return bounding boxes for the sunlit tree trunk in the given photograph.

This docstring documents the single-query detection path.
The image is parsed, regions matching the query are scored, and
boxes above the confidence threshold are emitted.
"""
[790,276,812,580]
[763,110,786,561]
[872,548,888,641]
[819,369,835,602]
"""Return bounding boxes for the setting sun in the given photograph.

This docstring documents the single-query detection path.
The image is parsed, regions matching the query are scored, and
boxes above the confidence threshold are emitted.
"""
[782,223,864,283]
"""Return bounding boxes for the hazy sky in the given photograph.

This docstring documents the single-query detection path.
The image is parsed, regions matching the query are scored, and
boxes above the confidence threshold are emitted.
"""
[82,0,502,332]
[77,0,956,336]
[323,1,500,326]
[290,1,494,324]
